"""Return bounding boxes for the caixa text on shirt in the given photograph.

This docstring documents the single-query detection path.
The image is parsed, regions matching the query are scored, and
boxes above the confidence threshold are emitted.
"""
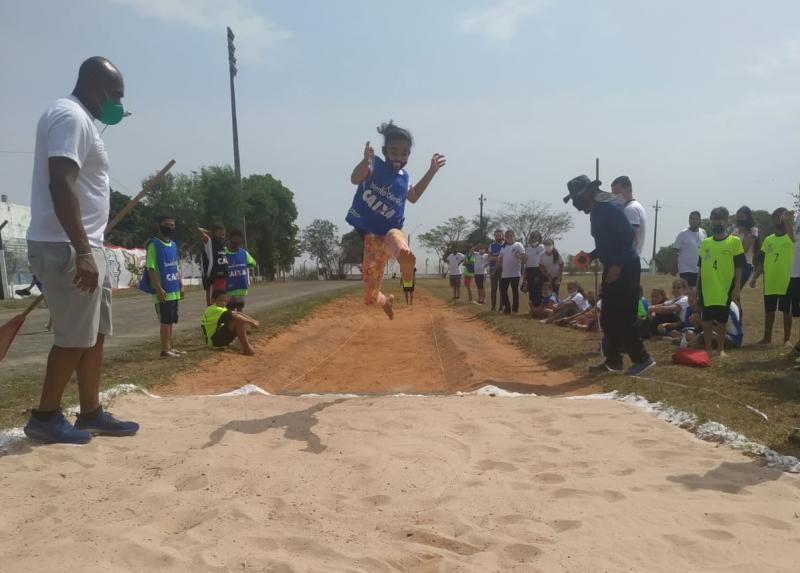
[361,184,403,219]
[229,268,248,277]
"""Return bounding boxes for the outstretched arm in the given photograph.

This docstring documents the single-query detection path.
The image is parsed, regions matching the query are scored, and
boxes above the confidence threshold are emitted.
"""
[350,142,374,185]
[408,153,446,203]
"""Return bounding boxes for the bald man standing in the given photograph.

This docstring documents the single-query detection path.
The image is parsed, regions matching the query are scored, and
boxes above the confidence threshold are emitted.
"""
[24,57,139,444]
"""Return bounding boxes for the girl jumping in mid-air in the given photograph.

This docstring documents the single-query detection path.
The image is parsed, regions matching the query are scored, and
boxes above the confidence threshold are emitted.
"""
[347,121,445,319]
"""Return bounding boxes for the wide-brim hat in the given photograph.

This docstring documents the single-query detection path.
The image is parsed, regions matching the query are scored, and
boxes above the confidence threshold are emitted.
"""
[562,175,601,204]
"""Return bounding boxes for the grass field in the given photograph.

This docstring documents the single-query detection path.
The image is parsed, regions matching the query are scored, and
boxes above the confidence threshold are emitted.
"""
[420,273,800,458]
[0,285,357,429]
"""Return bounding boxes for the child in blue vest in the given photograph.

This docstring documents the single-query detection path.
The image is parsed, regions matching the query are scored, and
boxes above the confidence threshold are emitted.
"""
[346,120,446,319]
[226,229,256,311]
[141,215,184,358]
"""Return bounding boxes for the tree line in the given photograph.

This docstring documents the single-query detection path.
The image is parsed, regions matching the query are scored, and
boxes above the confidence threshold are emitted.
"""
[106,165,300,280]
[297,200,574,278]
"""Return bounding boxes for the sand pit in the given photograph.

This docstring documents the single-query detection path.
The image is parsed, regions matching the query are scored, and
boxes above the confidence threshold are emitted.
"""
[1,392,799,572]
[155,291,595,397]
[3,290,800,571]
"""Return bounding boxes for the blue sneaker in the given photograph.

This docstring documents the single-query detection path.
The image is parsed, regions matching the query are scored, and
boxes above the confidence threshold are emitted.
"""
[626,357,656,377]
[75,408,139,437]
[24,410,92,444]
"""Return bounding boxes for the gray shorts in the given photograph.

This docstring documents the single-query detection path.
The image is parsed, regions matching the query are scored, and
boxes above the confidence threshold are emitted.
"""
[28,241,112,348]
[449,274,462,288]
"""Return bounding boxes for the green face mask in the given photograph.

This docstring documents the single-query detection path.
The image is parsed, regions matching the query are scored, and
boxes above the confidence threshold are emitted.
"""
[99,99,125,125]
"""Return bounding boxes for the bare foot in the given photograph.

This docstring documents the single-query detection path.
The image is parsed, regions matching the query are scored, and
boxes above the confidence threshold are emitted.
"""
[382,295,394,320]
[756,338,772,345]
[398,249,416,282]
[243,348,256,356]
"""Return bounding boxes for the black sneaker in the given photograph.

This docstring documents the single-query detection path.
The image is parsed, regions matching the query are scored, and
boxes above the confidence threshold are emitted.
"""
[588,361,624,374]
[75,408,139,437]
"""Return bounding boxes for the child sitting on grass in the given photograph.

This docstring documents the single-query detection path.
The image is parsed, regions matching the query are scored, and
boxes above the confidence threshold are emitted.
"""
[647,279,689,337]
[542,281,589,324]
[563,291,599,331]
[638,285,649,320]
[684,300,742,350]
[201,290,260,356]
[530,281,560,319]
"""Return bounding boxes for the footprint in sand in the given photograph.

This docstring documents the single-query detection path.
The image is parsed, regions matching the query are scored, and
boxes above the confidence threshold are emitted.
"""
[611,467,636,476]
[504,543,541,562]
[533,472,566,484]
[496,514,527,525]
[475,460,518,472]
[694,529,737,541]
[549,519,582,533]
[401,530,482,556]
[174,475,209,492]
[362,494,391,506]
[552,488,626,503]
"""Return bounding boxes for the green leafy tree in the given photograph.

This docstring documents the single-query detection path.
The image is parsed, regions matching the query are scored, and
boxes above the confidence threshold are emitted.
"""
[418,216,471,273]
[301,219,339,278]
[653,245,674,274]
[243,174,300,280]
[198,166,243,232]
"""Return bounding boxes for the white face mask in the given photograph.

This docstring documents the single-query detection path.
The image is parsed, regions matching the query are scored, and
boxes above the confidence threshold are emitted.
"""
[613,194,625,205]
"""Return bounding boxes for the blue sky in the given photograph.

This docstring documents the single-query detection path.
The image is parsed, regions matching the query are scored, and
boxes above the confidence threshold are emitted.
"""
[2,0,800,266]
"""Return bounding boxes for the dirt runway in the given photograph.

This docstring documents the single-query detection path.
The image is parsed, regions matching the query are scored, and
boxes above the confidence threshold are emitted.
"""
[156,289,596,397]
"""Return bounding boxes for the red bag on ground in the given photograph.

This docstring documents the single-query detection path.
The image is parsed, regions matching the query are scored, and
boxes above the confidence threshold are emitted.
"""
[672,348,711,368]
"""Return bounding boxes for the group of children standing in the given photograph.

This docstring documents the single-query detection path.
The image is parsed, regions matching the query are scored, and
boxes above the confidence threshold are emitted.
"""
[140,216,260,358]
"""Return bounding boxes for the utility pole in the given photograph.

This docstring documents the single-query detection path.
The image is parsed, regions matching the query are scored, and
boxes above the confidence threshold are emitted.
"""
[0,220,8,300]
[227,27,247,245]
[595,157,599,180]
[652,200,661,263]
[478,193,486,239]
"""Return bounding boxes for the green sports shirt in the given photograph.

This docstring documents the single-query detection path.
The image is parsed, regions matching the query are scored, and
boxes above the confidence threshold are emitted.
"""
[698,235,744,306]
[760,233,794,296]
[202,304,229,347]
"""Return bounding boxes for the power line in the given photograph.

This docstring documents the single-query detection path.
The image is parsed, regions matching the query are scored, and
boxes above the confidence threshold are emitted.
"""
[0,150,33,155]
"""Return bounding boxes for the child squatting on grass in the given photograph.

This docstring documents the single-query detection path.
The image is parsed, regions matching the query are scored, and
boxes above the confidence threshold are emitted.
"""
[346,121,446,319]
[201,290,260,356]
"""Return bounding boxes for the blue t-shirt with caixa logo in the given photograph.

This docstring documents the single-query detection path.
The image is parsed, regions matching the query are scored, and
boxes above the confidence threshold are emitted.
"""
[345,156,408,235]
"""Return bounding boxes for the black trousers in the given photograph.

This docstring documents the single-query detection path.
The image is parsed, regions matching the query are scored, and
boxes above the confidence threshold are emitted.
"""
[525,267,544,308]
[490,267,503,310]
[599,258,649,366]
[500,276,520,313]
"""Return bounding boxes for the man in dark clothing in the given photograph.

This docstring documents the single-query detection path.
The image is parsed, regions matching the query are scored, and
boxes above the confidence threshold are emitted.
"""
[563,175,655,376]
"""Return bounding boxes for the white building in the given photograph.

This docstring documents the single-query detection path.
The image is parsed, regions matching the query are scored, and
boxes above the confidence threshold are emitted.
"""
[0,195,32,295]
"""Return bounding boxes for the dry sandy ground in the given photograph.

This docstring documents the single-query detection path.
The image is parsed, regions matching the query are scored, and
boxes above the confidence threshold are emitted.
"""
[1,393,799,572]
[1,291,799,572]
[155,292,594,397]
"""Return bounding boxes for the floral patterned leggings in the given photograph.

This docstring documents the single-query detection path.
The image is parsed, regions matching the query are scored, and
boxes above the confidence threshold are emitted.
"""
[362,229,409,307]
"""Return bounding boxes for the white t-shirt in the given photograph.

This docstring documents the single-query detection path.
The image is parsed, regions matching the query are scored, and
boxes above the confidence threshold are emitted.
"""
[447,253,465,276]
[473,252,489,275]
[524,243,546,268]
[672,227,707,274]
[732,227,759,265]
[665,295,689,319]
[565,291,590,312]
[624,200,647,256]
[540,251,561,278]
[27,96,110,248]
[790,220,800,278]
[500,242,525,278]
